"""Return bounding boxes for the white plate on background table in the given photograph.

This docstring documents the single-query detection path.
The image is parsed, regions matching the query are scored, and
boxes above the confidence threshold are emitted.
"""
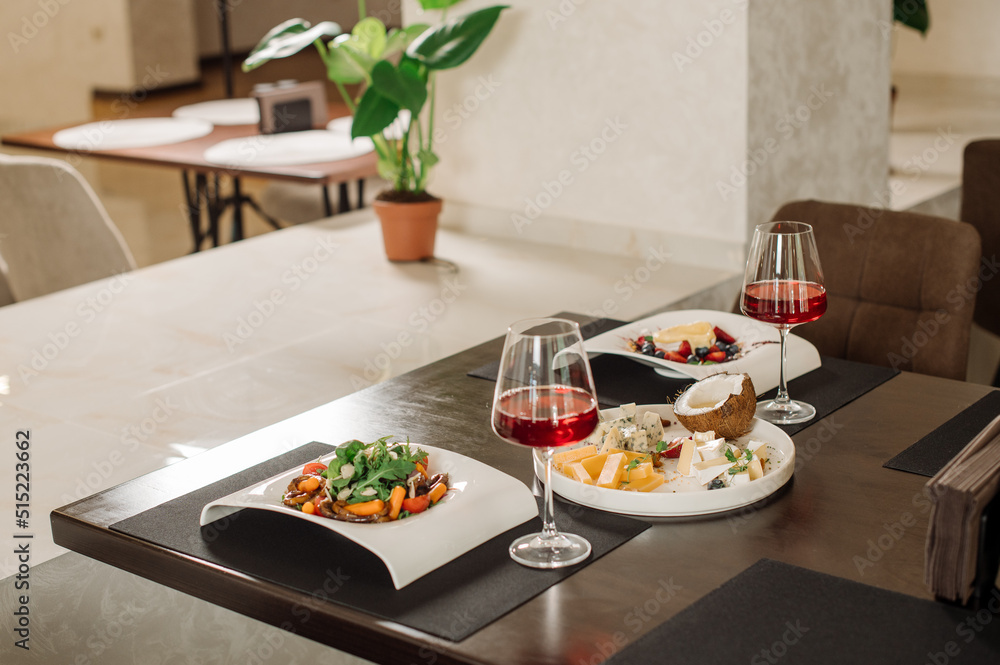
[172,98,260,126]
[52,117,213,151]
[584,309,821,394]
[534,404,795,517]
[201,443,538,589]
[203,129,374,167]
[327,109,410,140]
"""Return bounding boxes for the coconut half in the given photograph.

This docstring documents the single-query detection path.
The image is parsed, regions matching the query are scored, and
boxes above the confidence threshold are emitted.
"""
[673,373,756,439]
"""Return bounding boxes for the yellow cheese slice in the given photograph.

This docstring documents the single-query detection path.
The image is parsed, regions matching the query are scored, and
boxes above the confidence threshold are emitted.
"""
[628,472,665,492]
[553,445,598,466]
[621,461,653,484]
[564,462,594,484]
[596,452,627,488]
[580,453,609,478]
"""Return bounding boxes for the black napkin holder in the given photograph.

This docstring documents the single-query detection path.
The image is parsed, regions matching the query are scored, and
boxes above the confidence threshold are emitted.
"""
[967,491,1000,611]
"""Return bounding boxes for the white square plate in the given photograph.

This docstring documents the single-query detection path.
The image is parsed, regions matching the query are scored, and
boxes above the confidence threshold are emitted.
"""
[200,443,538,589]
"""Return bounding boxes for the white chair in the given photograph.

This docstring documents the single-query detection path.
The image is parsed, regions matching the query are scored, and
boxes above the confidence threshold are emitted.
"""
[0,154,136,302]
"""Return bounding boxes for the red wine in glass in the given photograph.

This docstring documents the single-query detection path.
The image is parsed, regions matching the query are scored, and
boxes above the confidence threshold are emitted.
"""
[742,280,828,326]
[493,386,599,448]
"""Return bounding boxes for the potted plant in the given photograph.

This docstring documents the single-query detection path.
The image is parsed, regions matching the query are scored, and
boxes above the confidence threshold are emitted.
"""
[243,1,508,261]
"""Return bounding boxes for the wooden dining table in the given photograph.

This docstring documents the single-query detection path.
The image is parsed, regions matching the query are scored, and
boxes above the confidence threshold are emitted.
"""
[50,313,999,664]
[1,115,378,251]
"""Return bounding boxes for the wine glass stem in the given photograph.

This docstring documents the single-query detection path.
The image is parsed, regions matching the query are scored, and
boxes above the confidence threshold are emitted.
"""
[775,326,790,405]
[541,447,559,540]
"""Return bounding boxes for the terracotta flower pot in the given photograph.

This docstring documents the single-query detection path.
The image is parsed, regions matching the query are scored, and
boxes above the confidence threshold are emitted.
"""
[372,197,443,262]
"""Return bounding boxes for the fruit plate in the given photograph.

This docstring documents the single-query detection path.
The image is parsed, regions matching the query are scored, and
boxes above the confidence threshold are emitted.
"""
[533,404,795,517]
[583,309,821,393]
[200,443,538,589]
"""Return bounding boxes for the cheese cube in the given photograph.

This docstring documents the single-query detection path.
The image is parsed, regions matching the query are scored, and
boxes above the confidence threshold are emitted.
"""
[696,437,726,458]
[619,403,637,422]
[746,439,769,462]
[693,456,736,485]
[693,430,716,443]
[564,462,594,484]
[748,458,764,481]
[729,470,750,486]
[641,411,664,444]
[553,445,598,466]
[625,429,650,453]
[626,472,665,492]
[596,452,627,488]
[580,453,609,478]
[600,427,623,454]
[677,438,701,476]
[622,462,653,484]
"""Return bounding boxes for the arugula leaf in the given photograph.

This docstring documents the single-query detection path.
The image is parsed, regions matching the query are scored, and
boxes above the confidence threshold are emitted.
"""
[656,440,668,453]
[724,448,738,464]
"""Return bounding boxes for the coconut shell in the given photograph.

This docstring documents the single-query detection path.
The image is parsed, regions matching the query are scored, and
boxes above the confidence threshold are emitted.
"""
[673,373,756,439]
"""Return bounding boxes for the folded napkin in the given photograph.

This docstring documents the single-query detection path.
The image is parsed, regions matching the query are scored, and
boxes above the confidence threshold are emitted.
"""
[924,414,1000,605]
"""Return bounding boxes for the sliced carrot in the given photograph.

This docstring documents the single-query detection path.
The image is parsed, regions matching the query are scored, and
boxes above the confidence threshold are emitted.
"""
[301,501,316,515]
[387,485,406,519]
[344,499,385,516]
[428,482,448,504]
[297,476,320,492]
[415,463,428,479]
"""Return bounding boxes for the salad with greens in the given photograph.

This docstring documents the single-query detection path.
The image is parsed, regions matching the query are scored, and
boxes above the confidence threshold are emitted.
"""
[281,437,450,523]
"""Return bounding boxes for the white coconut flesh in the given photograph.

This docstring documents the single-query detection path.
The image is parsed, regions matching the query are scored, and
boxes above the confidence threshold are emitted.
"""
[674,373,756,439]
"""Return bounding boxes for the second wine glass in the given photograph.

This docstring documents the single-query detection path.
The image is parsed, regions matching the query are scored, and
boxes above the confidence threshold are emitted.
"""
[491,318,598,569]
[741,221,826,425]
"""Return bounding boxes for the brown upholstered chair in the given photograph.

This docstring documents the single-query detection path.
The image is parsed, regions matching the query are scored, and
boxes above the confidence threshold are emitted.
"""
[768,200,981,381]
[960,141,1000,385]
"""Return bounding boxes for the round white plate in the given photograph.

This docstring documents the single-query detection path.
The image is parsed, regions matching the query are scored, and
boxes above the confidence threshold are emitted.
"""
[172,98,260,126]
[327,109,410,140]
[52,118,213,151]
[584,309,821,393]
[201,443,538,589]
[535,404,795,517]
[203,129,374,167]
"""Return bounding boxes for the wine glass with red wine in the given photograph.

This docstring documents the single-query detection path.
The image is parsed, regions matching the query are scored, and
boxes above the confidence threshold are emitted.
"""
[491,318,599,568]
[741,221,827,425]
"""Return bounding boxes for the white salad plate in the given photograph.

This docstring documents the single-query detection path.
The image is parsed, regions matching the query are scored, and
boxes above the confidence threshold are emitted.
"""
[53,117,214,151]
[584,309,821,394]
[201,443,538,589]
[534,404,795,517]
[202,129,374,167]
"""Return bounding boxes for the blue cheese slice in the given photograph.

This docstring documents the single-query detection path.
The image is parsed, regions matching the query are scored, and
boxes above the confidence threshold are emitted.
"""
[641,411,664,445]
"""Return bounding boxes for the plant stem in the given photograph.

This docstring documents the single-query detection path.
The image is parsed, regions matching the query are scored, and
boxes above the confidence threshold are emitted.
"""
[335,81,356,113]
[357,0,366,21]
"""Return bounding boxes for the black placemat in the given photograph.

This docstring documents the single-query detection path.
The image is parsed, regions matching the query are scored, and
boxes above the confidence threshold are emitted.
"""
[884,390,1000,477]
[110,442,649,642]
[607,558,1000,664]
[470,329,899,437]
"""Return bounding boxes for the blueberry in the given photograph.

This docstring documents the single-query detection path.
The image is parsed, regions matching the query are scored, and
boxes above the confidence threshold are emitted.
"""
[641,342,655,354]
[729,344,740,355]
[687,356,699,364]
[695,346,709,359]
[654,350,665,359]
[708,479,725,490]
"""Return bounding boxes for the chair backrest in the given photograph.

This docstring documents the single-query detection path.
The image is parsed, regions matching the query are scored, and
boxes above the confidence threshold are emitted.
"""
[960,140,1000,337]
[771,200,981,381]
[0,154,136,302]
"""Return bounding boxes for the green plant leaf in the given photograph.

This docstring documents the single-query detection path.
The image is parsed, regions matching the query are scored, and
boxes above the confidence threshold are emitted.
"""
[417,148,439,168]
[351,16,388,57]
[323,40,367,84]
[406,5,508,70]
[418,0,467,9]
[242,20,342,71]
[352,86,402,138]
[384,24,431,58]
[371,60,428,115]
[893,0,929,35]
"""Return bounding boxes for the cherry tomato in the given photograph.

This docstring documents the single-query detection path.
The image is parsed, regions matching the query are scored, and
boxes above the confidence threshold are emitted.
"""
[303,462,327,476]
[401,495,431,514]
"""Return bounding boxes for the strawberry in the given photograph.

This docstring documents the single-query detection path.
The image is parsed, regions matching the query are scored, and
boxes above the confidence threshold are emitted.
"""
[677,340,692,358]
[708,345,720,353]
[705,351,727,363]
[663,351,687,364]
[661,438,685,459]
[714,326,736,344]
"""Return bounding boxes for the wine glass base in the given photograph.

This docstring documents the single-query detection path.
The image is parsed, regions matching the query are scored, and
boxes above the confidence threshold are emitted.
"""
[755,399,816,425]
[509,531,592,569]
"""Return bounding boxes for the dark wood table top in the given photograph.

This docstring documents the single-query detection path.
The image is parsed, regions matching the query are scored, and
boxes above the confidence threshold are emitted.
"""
[1,117,378,185]
[51,319,997,665]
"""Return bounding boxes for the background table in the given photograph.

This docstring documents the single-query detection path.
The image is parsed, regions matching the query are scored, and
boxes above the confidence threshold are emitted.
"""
[49,320,997,664]
[1,118,378,250]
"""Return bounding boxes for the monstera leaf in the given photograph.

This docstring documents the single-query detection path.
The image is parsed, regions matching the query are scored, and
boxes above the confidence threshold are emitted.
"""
[406,5,508,70]
[242,19,342,71]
